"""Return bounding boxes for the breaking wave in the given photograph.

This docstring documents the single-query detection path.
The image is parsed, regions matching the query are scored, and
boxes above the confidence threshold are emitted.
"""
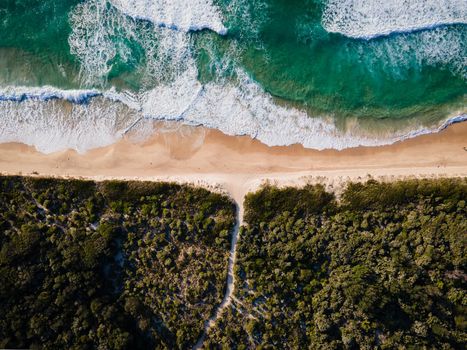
[108,0,227,34]
[322,0,467,39]
[0,86,101,104]
[1,77,465,154]
[0,0,465,154]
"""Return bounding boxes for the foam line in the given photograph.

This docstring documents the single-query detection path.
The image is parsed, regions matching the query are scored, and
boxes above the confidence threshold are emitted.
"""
[322,0,467,39]
[68,0,196,87]
[0,79,465,154]
[108,0,227,35]
[0,93,140,154]
[0,86,101,104]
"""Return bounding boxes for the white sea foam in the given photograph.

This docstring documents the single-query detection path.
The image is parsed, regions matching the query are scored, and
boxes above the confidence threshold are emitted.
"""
[357,26,467,80]
[69,0,193,87]
[137,68,467,150]
[69,0,129,86]
[108,0,227,34]
[0,94,140,153]
[322,0,467,39]
[2,0,465,154]
[0,80,465,154]
[0,86,101,103]
[140,66,202,119]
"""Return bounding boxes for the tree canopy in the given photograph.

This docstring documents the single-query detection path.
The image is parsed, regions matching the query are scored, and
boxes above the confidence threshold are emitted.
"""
[0,176,236,349]
[206,179,467,349]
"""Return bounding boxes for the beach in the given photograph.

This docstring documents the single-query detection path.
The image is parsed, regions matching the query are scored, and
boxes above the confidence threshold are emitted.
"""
[1,2,466,348]
[0,121,466,205]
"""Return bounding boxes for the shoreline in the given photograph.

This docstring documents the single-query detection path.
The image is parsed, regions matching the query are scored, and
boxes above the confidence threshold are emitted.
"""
[0,120,466,203]
[1,86,465,154]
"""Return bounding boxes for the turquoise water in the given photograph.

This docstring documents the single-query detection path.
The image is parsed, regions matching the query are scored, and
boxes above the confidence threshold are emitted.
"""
[0,0,466,152]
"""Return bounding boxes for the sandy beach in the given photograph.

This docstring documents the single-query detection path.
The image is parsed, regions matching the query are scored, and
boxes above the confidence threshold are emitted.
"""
[0,121,466,204]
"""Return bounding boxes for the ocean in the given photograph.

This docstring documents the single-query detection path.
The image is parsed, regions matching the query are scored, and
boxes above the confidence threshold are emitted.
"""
[0,0,466,153]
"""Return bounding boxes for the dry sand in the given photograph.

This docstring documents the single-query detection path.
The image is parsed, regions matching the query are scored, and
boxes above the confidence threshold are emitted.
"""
[0,121,466,205]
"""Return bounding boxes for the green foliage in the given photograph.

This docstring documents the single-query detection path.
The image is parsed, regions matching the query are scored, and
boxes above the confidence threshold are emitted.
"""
[342,178,466,211]
[244,184,336,224]
[0,176,236,349]
[206,178,467,349]
[2,176,465,349]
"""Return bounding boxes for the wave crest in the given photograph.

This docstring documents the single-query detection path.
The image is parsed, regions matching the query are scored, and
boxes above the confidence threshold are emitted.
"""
[0,86,101,104]
[68,0,193,87]
[108,0,227,34]
[0,95,140,153]
[1,77,465,154]
[322,0,467,39]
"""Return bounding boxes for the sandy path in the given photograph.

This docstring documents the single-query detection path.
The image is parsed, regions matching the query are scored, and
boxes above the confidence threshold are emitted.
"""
[193,198,242,350]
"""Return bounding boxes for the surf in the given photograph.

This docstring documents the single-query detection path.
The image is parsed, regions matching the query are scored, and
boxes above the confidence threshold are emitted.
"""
[0,0,465,154]
[322,0,467,39]
[1,76,466,154]
[108,0,227,34]
[0,86,101,104]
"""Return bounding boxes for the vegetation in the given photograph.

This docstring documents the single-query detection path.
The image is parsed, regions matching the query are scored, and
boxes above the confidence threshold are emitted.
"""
[205,179,467,349]
[1,176,466,349]
[0,176,236,349]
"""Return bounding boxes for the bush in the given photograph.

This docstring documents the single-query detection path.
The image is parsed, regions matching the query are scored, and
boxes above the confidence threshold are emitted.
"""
[0,175,236,349]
